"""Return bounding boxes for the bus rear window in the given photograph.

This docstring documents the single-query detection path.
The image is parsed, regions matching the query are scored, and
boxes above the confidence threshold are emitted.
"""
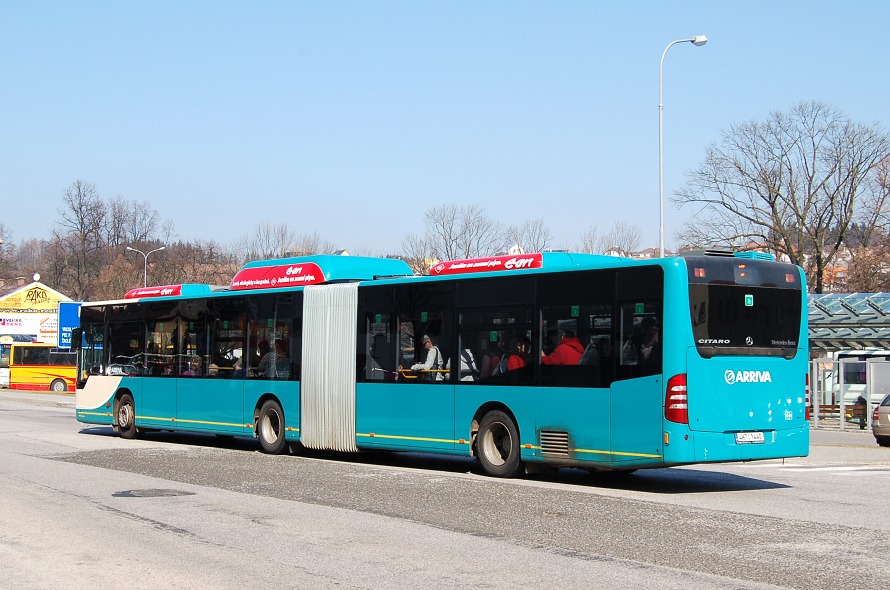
[687,257,802,358]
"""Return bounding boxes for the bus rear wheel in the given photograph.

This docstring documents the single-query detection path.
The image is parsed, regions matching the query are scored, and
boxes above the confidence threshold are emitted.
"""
[50,379,67,393]
[116,394,137,439]
[477,410,523,478]
[257,400,287,454]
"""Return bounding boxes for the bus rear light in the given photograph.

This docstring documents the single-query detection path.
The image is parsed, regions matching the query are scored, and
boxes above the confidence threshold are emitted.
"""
[665,374,688,424]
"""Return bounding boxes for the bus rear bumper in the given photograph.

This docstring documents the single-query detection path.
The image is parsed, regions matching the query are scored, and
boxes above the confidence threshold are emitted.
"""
[665,426,810,464]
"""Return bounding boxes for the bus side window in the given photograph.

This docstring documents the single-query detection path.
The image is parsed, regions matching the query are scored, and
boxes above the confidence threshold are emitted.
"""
[618,303,662,379]
[210,297,247,380]
[393,283,453,384]
[361,312,395,382]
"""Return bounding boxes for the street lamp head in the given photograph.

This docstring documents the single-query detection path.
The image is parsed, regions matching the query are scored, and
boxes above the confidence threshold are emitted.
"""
[691,35,708,46]
[125,246,136,252]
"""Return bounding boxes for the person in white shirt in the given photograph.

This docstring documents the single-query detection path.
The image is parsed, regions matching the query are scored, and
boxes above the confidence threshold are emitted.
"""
[411,334,444,381]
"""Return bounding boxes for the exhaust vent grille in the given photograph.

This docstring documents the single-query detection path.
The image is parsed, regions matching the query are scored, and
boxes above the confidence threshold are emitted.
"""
[540,431,570,456]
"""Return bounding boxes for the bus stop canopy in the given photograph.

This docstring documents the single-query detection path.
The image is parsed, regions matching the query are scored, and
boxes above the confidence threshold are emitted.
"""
[809,293,890,353]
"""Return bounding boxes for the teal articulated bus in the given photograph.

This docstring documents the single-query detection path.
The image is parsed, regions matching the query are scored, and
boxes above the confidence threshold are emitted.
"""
[74,249,808,477]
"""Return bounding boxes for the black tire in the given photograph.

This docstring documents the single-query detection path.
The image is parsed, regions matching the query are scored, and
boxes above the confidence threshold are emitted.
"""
[116,394,137,439]
[257,399,287,454]
[477,410,523,478]
[876,436,890,448]
[50,379,67,393]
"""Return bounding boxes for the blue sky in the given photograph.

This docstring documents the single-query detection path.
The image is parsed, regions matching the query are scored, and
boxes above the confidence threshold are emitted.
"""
[2,1,888,255]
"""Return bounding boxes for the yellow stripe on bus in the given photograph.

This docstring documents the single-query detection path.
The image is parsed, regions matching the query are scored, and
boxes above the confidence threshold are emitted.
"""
[356,433,661,459]
[537,446,663,459]
[77,411,301,434]
[357,432,467,445]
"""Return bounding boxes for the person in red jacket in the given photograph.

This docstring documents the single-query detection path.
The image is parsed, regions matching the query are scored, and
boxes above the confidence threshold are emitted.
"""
[541,330,584,365]
[505,336,531,371]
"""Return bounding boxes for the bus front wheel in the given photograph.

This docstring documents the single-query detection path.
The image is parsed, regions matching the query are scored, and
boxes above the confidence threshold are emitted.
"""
[477,410,523,478]
[116,394,137,439]
[257,400,287,454]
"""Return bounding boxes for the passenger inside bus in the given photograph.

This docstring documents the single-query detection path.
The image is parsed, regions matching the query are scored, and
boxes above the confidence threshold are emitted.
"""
[639,316,660,367]
[182,356,202,377]
[256,340,275,376]
[409,334,445,381]
[505,336,531,370]
[273,339,291,378]
[479,337,504,379]
[541,330,584,365]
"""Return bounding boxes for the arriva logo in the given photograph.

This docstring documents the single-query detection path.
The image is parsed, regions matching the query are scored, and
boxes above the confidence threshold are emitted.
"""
[724,370,772,385]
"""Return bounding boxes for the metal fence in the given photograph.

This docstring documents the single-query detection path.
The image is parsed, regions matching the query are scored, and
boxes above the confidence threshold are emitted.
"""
[810,357,890,430]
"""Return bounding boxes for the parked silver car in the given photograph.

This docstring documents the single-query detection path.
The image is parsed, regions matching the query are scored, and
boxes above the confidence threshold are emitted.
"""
[872,393,890,447]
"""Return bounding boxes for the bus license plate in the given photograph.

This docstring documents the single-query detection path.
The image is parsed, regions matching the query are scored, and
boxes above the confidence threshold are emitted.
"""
[735,431,765,444]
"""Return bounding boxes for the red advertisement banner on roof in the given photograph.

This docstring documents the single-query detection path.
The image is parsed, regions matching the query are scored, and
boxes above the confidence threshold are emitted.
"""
[429,253,543,276]
[230,262,325,291]
[125,285,183,299]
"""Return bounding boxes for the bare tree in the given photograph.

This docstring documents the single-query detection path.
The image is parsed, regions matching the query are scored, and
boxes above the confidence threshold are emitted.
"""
[10,238,45,279]
[505,218,553,253]
[288,231,337,259]
[0,223,15,280]
[844,159,890,291]
[160,219,178,244]
[233,224,337,264]
[52,180,108,299]
[157,240,239,287]
[674,101,890,293]
[235,222,298,261]
[400,233,434,275]
[577,226,600,254]
[106,197,161,247]
[423,204,505,261]
[106,197,129,249]
[96,251,145,299]
[601,221,641,256]
[847,156,890,248]
[845,241,890,292]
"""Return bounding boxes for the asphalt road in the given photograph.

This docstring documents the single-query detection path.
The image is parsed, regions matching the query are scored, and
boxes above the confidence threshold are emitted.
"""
[1,390,888,590]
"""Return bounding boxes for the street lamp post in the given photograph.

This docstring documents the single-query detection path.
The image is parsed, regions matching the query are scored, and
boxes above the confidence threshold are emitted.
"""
[126,246,166,287]
[659,35,707,258]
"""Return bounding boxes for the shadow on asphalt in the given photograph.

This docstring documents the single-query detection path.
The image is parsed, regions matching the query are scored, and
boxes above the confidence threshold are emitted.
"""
[78,425,789,494]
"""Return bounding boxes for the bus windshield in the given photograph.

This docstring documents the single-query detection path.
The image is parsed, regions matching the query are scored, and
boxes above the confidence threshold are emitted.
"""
[686,256,802,358]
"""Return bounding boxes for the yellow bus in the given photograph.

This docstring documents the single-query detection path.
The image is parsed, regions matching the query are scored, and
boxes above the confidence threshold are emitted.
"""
[6,343,76,392]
